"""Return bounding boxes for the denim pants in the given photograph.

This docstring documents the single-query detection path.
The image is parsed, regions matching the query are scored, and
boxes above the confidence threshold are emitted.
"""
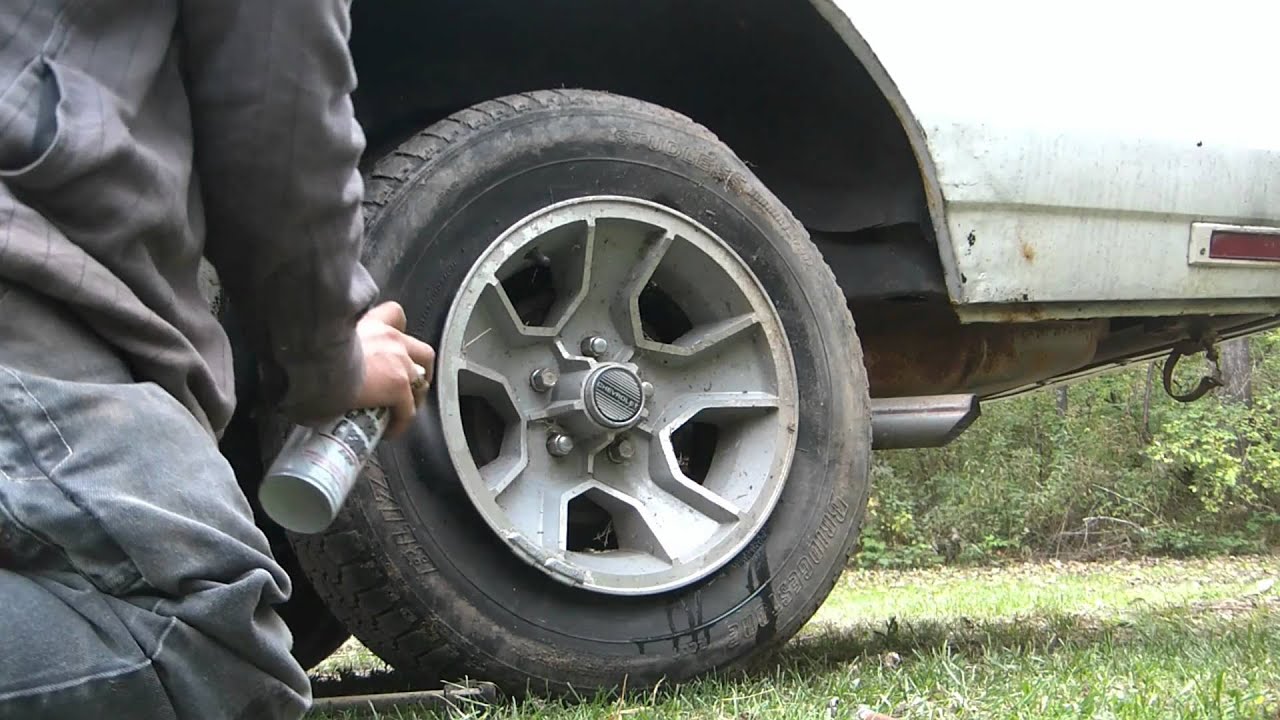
[0,292,311,718]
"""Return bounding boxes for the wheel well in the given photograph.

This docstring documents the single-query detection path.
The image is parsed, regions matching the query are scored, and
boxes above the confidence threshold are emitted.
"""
[349,0,944,301]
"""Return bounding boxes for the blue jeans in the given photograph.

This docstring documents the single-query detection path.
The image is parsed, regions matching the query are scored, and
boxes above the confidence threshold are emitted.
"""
[0,340,310,716]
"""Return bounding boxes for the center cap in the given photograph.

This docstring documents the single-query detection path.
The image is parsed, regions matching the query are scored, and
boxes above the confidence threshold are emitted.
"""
[585,365,645,428]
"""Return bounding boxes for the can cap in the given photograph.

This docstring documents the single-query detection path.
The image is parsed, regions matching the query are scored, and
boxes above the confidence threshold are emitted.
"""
[259,470,342,534]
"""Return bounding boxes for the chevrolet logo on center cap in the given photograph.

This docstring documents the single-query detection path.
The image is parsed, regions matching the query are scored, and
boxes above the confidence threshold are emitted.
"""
[587,366,644,427]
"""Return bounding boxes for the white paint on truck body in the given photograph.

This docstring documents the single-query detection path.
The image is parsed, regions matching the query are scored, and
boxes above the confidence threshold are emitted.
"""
[826,1,1280,320]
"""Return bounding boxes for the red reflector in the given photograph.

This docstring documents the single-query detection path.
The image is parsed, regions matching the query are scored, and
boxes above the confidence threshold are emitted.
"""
[1209,231,1280,262]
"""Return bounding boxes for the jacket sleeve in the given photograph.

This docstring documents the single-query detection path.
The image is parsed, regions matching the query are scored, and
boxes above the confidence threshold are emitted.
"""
[179,0,377,423]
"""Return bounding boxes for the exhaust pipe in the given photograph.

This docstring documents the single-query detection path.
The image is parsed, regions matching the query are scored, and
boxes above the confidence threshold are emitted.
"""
[871,394,980,450]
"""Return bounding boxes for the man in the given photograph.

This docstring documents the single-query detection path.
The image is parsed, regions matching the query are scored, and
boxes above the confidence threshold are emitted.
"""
[0,1,433,718]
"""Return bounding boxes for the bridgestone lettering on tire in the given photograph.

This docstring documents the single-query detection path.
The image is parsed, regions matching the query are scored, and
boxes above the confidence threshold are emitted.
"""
[289,90,872,694]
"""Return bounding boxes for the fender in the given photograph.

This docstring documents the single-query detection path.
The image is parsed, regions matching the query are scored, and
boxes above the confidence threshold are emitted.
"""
[807,0,961,302]
[813,1,1280,320]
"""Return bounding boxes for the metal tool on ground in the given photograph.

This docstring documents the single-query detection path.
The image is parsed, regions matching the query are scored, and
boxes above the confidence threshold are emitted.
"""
[310,683,498,714]
[259,365,429,534]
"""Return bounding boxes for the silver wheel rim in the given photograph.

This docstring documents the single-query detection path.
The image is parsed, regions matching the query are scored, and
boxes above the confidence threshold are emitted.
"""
[437,196,798,595]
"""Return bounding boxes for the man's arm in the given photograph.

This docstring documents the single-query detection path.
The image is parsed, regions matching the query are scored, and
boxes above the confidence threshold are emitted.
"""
[179,0,376,422]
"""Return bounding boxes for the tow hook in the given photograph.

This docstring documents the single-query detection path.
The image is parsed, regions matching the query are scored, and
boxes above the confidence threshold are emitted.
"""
[1161,334,1223,403]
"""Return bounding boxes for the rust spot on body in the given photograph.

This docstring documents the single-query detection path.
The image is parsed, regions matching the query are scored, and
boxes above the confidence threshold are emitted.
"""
[1020,242,1036,262]
[855,305,1105,397]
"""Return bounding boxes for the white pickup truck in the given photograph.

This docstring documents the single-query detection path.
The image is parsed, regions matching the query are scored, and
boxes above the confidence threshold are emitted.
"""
[215,0,1280,695]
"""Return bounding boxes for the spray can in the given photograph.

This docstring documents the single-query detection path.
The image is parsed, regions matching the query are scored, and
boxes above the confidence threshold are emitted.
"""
[258,365,427,534]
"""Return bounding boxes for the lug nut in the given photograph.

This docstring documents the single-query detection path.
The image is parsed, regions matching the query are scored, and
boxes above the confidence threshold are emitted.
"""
[546,433,575,457]
[581,336,609,358]
[641,381,655,400]
[529,367,559,393]
[607,437,636,464]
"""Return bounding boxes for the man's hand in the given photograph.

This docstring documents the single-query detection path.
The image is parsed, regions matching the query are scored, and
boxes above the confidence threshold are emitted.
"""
[353,301,436,437]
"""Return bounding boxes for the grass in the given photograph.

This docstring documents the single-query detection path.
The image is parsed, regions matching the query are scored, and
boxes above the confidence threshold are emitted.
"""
[309,556,1279,719]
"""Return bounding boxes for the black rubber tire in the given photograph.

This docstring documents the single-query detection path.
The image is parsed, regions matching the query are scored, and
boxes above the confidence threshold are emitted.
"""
[272,539,351,670]
[290,90,872,695]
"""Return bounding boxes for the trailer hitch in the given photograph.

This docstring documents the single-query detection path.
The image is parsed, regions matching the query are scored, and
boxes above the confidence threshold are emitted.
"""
[1161,335,1222,403]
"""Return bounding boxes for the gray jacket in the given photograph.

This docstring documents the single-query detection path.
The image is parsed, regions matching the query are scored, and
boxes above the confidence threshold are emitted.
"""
[0,0,377,434]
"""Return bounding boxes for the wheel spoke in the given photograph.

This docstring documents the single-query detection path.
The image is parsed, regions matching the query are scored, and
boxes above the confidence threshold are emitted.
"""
[461,283,565,412]
[648,438,741,524]
[457,362,531,422]
[479,447,525,496]
[538,218,594,333]
[639,317,775,419]
[642,312,760,363]
[586,226,670,314]
[495,436,586,552]
[556,221,677,362]
[653,393,785,518]
[610,231,675,347]
[644,391,779,437]
[455,363,530,494]
[590,457,723,564]
[464,282,551,360]
[575,483,679,563]
[496,477,571,553]
[640,313,766,404]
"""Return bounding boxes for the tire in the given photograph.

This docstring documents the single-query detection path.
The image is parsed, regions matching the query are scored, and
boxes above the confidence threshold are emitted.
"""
[290,90,871,694]
[273,539,351,670]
